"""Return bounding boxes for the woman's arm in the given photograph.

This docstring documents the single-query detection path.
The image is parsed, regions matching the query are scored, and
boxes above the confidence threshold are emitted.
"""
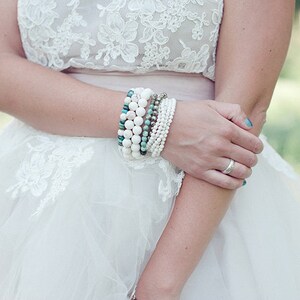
[135,1,294,298]
[0,0,124,138]
[0,0,261,189]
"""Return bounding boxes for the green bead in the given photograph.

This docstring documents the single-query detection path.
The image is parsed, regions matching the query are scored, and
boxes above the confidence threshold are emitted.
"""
[142,137,148,142]
[123,104,129,109]
[143,125,149,131]
[145,120,151,126]
[122,109,128,114]
[142,131,149,137]
[141,142,147,148]
[147,109,153,115]
[119,120,126,125]
[141,146,147,152]
[149,104,154,109]
[119,125,125,130]
[127,90,134,97]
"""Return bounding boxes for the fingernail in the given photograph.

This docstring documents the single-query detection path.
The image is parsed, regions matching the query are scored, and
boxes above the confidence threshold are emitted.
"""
[245,118,253,128]
[243,180,247,186]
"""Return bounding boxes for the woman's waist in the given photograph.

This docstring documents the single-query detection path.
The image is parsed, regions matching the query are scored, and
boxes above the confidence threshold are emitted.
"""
[65,69,215,101]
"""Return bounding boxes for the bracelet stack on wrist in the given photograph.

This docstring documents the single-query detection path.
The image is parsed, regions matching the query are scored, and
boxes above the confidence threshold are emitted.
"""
[118,88,176,160]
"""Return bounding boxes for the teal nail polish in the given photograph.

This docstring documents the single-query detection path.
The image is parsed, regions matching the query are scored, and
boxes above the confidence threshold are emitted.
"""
[245,118,253,128]
[243,180,247,186]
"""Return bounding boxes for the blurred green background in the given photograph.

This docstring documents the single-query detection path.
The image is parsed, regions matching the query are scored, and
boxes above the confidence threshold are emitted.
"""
[0,10,300,173]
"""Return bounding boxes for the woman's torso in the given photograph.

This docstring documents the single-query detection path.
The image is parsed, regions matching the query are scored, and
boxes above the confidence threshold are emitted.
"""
[17,0,223,81]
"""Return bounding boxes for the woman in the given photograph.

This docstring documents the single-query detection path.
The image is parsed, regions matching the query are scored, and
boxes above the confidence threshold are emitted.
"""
[0,0,299,299]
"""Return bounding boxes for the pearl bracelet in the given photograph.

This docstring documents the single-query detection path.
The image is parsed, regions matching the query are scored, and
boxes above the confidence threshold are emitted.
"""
[118,88,154,160]
[148,97,177,157]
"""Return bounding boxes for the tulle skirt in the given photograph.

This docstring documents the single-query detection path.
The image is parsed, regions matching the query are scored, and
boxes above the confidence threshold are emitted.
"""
[0,71,300,300]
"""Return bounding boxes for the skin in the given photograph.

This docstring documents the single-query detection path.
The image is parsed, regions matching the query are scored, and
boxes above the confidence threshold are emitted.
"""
[0,0,267,298]
[135,0,295,299]
[0,1,262,190]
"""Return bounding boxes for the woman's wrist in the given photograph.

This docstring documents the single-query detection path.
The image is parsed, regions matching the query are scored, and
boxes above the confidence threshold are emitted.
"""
[135,275,181,300]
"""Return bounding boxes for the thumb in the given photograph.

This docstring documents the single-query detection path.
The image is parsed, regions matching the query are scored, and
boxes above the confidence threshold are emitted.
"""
[207,101,253,130]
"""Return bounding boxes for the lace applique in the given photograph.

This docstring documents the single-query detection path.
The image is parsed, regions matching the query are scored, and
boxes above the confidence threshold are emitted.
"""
[18,0,224,80]
[6,134,95,217]
[18,0,96,69]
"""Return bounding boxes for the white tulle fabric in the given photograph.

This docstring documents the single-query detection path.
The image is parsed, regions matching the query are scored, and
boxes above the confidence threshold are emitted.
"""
[1,72,300,300]
[1,0,300,299]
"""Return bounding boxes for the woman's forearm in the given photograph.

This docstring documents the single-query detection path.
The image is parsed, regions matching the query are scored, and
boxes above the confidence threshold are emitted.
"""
[215,0,294,129]
[0,54,125,138]
[136,175,234,299]
[136,1,294,298]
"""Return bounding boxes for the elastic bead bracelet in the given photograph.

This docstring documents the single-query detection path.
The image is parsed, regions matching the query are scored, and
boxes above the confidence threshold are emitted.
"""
[148,97,176,157]
[118,88,154,159]
[141,92,167,155]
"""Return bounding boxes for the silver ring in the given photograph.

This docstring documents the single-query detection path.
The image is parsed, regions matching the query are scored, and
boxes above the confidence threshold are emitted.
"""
[222,159,235,175]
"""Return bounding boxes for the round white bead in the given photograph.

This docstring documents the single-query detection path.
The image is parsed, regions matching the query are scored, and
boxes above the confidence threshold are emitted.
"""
[135,87,144,94]
[120,113,127,121]
[124,130,133,139]
[122,147,132,155]
[131,144,140,152]
[125,120,134,130]
[134,116,143,126]
[141,88,153,100]
[132,151,142,159]
[118,129,124,136]
[138,98,148,108]
[129,102,138,111]
[124,97,131,104]
[136,107,146,117]
[126,111,136,120]
[133,126,142,135]
[122,139,132,148]
[132,135,141,145]
[131,94,139,102]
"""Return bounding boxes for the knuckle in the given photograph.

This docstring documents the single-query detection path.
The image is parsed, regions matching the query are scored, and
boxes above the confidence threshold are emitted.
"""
[219,176,235,190]
[220,125,235,139]
[233,104,242,114]
[248,153,258,167]
[253,140,264,154]
[237,166,252,179]
[209,137,225,153]
[245,167,253,178]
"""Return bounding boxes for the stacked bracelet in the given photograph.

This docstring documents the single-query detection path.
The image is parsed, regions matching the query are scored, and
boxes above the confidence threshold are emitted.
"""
[118,88,176,160]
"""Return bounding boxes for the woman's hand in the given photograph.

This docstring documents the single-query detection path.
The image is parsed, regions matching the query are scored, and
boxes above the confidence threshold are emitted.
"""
[162,100,263,189]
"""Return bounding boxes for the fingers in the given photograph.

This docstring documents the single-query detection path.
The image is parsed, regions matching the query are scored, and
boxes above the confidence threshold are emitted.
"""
[230,126,263,154]
[222,143,258,168]
[218,122,264,155]
[203,170,245,190]
[216,158,252,179]
[208,101,254,131]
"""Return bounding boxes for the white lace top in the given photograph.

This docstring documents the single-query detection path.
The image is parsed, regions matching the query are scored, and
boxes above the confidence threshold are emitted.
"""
[17,0,223,81]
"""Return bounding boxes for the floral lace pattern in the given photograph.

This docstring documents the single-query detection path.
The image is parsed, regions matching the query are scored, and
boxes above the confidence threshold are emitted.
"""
[6,130,95,217]
[18,0,223,80]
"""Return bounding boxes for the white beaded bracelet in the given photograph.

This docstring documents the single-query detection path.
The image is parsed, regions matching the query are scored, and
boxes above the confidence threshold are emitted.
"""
[148,97,176,157]
[118,88,154,160]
